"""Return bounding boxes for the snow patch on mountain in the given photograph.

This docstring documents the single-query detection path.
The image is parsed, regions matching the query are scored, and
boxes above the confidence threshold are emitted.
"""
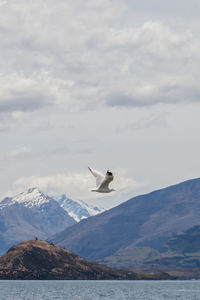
[57,195,106,222]
[0,188,50,209]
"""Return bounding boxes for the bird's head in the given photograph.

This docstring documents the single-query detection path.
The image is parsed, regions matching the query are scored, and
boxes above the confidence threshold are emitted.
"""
[106,170,113,176]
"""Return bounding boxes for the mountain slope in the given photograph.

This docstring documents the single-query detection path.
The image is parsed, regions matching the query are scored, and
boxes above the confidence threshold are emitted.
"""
[146,225,200,269]
[57,195,105,222]
[50,177,200,261]
[0,188,76,254]
[126,225,200,279]
[162,225,200,254]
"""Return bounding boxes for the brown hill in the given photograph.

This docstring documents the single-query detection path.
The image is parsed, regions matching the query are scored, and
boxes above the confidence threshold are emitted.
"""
[0,240,172,280]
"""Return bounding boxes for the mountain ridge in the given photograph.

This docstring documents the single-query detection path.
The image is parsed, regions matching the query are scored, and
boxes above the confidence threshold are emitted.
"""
[50,177,200,262]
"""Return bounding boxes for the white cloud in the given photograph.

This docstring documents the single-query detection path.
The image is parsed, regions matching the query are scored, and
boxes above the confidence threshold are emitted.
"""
[8,147,32,157]
[103,22,200,107]
[6,170,143,208]
[0,72,66,111]
[102,22,189,51]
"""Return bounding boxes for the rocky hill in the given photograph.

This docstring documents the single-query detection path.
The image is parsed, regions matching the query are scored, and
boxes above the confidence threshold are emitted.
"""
[0,188,75,254]
[0,240,171,280]
[50,177,200,263]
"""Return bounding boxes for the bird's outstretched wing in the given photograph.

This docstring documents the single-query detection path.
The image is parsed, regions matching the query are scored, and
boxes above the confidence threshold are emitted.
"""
[99,172,114,189]
[88,167,105,187]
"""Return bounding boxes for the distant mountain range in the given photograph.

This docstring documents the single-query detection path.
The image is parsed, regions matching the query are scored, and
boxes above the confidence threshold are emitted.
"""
[0,188,76,254]
[0,188,105,255]
[50,177,200,269]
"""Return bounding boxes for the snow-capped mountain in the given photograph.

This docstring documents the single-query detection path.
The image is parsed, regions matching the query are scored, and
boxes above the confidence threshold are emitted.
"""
[0,187,52,209]
[0,188,76,255]
[57,195,106,222]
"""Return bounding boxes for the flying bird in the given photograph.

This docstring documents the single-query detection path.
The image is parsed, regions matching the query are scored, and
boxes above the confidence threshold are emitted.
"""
[88,167,115,193]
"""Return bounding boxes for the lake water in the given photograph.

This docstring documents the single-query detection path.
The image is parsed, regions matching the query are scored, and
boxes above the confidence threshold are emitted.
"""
[0,280,200,300]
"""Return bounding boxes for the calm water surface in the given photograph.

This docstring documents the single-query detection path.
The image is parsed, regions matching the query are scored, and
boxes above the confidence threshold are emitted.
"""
[0,280,200,300]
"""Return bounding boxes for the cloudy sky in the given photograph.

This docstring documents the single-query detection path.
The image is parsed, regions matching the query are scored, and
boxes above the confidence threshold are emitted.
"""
[0,0,200,208]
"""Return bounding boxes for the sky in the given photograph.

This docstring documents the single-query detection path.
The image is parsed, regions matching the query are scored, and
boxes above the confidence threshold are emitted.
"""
[0,0,200,208]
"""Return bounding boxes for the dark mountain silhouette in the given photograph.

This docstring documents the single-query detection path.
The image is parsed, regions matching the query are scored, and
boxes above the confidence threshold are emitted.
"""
[50,178,200,263]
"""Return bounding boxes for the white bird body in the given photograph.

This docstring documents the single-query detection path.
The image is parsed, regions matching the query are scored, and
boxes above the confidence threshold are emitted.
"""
[88,167,115,193]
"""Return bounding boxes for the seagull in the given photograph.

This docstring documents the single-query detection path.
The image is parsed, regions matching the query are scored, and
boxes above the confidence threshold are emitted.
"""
[88,167,115,193]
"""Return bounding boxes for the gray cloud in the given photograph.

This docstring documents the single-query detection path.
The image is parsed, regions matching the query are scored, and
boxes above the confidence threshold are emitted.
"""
[126,0,199,15]
[0,92,51,113]
[107,94,142,107]
[107,83,200,108]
